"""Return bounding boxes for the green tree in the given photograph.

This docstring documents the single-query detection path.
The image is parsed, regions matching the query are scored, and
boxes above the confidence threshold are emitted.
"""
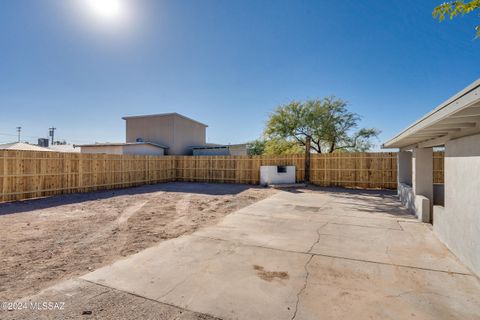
[265,97,379,153]
[247,138,304,155]
[247,139,266,155]
[263,139,304,155]
[433,0,480,37]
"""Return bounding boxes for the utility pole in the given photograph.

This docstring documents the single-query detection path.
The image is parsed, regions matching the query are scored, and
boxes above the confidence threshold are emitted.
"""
[49,127,56,145]
[16,127,22,142]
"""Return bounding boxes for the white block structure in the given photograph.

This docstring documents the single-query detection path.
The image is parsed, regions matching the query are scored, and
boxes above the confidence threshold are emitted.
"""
[260,166,296,186]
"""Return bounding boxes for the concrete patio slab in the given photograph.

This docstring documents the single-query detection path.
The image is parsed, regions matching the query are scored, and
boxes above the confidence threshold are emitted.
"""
[83,236,309,320]
[21,187,480,320]
[296,255,480,320]
[194,212,328,253]
[310,221,470,274]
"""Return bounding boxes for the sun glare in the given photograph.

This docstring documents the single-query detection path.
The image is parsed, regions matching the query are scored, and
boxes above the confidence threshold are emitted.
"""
[84,0,127,22]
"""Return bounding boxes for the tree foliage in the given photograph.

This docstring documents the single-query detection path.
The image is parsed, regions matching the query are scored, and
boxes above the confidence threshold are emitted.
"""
[247,139,266,155]
[263,139,304,155]
[264,97,379,153]
[433,0,480,37]
[247,139,304,155]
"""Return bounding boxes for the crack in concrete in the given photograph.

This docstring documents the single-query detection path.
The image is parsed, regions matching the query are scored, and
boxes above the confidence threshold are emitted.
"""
[291,223,324,320]
[291,254,314,320]
[192,234,472,276]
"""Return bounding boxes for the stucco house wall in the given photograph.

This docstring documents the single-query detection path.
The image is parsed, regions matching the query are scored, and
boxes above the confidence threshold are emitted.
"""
[172,115,207,155]
[434,133,480,276]
[125,115,175,149]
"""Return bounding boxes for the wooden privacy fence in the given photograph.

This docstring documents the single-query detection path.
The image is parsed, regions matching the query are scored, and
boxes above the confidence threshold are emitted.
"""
[175,155,305,184]
[0,150,445,203]
[0,151,176,203]
[175,153,397,189]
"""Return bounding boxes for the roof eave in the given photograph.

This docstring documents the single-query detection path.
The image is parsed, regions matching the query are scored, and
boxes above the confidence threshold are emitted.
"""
[383,79,480,150]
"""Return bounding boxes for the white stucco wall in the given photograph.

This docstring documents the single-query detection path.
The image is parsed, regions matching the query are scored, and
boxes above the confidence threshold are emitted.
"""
[260,166,296,185]
[434,133,480,276]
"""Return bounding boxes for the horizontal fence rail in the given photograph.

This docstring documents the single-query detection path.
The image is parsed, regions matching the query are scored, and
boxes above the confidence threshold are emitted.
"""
[0,151,445,203]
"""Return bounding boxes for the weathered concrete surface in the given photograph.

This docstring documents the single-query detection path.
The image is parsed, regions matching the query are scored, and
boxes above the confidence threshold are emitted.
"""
[310,220,469,273]
[83,236,309,320]
[8,187,480,320]
[296,256,480,320]
[2,279,219,320]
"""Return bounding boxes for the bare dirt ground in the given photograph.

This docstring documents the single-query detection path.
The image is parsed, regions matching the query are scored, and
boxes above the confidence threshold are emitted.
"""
[0,182,276,301]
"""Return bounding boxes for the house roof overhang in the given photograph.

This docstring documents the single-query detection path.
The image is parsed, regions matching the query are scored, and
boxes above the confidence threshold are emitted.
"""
[383,79,480,150]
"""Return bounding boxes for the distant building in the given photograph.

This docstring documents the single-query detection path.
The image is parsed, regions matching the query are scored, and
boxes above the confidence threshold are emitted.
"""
[191,144,248,156]
[48,144,80,153]
[75,142,167,156]
[0,142,53,152]
[38,138,49,148]
[78,112,246,156]
[122,113,207,155]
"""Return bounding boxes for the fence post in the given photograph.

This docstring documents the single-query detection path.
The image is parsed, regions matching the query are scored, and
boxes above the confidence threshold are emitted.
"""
[304,137,311,184]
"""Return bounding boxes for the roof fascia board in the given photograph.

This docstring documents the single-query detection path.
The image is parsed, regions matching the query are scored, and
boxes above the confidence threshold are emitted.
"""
[384,80,480,148]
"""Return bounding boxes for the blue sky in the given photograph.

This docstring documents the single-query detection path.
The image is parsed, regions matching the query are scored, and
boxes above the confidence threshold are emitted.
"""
[0,0,478,148]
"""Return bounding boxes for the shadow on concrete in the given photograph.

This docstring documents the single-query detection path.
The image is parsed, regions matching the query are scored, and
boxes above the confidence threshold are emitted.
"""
[0,182,259,216]
[282,185,414,218]
[325,188,414,218]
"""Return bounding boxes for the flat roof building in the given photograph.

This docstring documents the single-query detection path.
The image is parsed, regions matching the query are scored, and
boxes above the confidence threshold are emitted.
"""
[122,113,207,155]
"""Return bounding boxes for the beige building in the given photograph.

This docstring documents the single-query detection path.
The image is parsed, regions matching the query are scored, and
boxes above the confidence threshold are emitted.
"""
[77,112,246,156]
[123,113,207,155]
[77,142,167,156]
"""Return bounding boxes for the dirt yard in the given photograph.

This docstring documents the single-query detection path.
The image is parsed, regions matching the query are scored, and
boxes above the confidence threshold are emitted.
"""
[0,182,276,301]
